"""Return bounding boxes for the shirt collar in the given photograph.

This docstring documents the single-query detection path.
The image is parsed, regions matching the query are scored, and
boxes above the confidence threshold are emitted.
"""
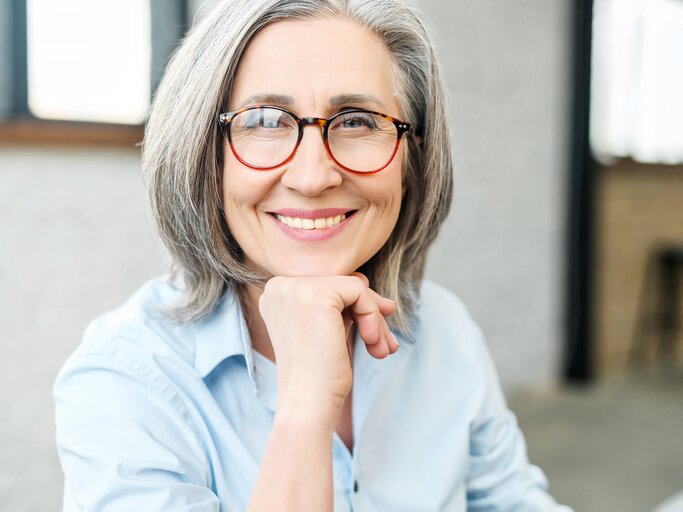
[191,287,256,380]
[188,283,420,383]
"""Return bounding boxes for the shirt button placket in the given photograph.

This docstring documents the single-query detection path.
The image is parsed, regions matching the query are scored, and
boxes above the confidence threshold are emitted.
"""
[351,469,361,510]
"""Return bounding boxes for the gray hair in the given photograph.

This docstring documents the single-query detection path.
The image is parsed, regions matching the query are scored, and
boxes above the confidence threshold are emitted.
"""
[142,0,453,337]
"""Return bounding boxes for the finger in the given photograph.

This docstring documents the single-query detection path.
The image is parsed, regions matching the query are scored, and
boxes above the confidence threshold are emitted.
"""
[380,319,399,355]
[350,271,369,286]
[348,294,386,354]
[369,293,397,354]
[355,307,383,354]
[387,327,400,353]
[370,290,397,317]
[346,294,396,323]
[366,318,390,359]
[372,316,401,359]
[330,275,375,313]
[344,314,391,358]
[352,273,397,317]
[326,276,393,356]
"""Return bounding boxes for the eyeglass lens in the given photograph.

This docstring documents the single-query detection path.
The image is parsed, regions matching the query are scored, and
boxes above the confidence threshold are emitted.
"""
[229,107,399,172]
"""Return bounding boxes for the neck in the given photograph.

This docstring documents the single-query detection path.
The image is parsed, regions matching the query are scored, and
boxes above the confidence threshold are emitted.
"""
[240,282,276,362]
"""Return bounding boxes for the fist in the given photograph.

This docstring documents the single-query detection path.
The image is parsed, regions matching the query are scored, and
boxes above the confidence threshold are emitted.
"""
[258,273,399,415]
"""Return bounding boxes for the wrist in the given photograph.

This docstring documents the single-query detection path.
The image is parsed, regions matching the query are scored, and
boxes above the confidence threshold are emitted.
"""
[276,392,343,433]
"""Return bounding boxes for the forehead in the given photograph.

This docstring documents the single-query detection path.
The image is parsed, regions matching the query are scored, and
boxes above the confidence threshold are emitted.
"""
[230,16,399,113]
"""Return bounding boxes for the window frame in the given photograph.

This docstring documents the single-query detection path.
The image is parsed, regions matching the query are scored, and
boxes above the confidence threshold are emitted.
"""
[0,0,188,146]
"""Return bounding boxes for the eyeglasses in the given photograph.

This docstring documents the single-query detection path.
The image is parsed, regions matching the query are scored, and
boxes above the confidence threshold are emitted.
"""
[218,105,412,174]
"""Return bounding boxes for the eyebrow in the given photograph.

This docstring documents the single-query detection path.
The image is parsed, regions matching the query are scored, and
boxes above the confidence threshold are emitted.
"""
[329,94,386,110]
[238,94,294,108]
[237,93,386,110]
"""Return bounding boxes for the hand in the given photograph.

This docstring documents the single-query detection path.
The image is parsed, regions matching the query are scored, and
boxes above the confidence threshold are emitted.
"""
[258,272,399,422]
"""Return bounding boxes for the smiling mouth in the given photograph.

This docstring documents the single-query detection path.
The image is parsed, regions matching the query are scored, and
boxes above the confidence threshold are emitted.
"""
[269,210,357,230]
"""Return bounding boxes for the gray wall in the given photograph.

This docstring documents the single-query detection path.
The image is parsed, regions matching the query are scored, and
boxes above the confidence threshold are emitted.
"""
[420,0,571,389]
[0,147,163,511]
[0,1,571,510]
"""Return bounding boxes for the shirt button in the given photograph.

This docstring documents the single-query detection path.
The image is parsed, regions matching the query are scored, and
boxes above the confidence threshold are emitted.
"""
[353,480,359,493]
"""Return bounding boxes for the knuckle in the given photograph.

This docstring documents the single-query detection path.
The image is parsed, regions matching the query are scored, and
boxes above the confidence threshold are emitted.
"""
[351,272,369,287]
[296,282,322,306]
[263,275,285,295]
[265,276,320,307]
[257,293,268,315]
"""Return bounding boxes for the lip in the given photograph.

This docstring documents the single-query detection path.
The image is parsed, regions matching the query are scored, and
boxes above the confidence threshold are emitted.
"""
[269,210,355,241]
[269,208,354,220]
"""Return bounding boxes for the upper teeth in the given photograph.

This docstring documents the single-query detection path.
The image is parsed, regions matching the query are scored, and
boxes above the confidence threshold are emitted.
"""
[276,214,346,229]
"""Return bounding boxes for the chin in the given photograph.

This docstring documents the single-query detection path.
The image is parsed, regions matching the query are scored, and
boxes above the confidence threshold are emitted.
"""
[263,255,363,278]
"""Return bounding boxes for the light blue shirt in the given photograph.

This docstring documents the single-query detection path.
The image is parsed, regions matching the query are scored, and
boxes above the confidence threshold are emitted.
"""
[54,276,571,511]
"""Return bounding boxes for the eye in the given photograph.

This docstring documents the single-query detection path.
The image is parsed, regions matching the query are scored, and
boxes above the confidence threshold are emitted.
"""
[261,114,283,128]
[239,108,293,130]
[335,111,378,131]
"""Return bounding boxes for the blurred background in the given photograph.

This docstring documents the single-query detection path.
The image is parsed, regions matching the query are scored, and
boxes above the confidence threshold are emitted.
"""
[1,0,682,510]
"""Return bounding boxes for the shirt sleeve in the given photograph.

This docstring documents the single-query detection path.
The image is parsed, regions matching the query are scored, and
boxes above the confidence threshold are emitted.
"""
[53,348,220,512]
[465,325,573,512]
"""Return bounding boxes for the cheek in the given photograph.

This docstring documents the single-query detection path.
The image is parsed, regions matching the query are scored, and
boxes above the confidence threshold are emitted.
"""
[222,152,247,205]
[379,160,404,214]
[381,182,403,217]
[221,172,266,250]
[361,170,403,239]
[221,156,272,213]
[384,165,405,233]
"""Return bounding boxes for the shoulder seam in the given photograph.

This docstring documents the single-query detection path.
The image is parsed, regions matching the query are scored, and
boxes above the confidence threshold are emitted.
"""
[59,347,213,485]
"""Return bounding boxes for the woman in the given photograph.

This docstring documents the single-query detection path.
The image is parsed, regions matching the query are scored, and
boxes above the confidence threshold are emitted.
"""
[54,0,571,510]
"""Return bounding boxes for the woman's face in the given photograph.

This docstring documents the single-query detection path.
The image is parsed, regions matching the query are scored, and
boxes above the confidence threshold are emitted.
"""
[222,17,404,278]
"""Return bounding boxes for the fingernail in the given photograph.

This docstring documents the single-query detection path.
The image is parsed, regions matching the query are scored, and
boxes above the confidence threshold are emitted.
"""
[390,331,400,348]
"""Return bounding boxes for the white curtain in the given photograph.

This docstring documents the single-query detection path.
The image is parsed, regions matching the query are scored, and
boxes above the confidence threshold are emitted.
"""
[591,0,683,164]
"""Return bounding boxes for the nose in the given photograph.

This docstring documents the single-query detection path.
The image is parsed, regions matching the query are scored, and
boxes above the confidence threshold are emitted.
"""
[280,123,342,196]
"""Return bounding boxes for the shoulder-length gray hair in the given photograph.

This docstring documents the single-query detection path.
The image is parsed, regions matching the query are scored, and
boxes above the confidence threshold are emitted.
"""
[142,0,453,336]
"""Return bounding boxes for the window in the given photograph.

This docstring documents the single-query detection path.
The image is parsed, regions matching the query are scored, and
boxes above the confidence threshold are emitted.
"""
[27,0,151,124]
[0,0,187,143]
[591,0,683,164]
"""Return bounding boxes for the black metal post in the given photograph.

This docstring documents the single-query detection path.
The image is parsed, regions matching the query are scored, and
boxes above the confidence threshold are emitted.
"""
[565,0,595,383]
